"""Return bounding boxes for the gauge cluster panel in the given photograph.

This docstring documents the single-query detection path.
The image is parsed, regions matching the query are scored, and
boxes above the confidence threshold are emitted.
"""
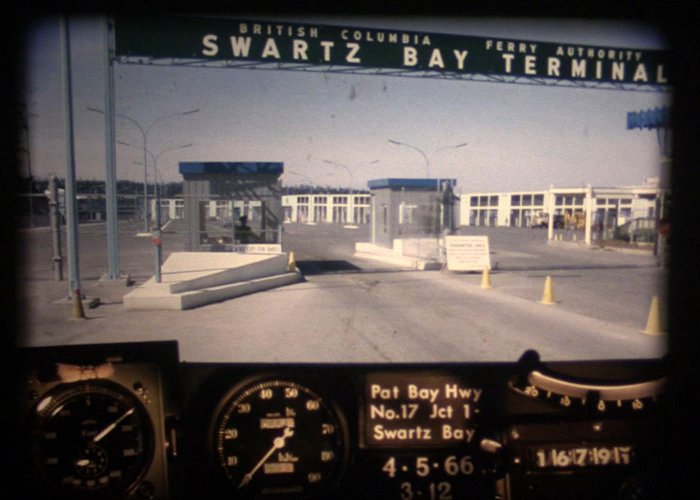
[19,341,176,499]
[18,343,667,499]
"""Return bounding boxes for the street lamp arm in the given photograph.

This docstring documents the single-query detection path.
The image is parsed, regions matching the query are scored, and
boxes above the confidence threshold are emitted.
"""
[154,143,193,163]
[88,106,199,138]
[435,142,468,152]
[387,139,430,178]
[132,143,193,180]
[322,159,355,192]
[144,108,200,136]
[88,104,199,232]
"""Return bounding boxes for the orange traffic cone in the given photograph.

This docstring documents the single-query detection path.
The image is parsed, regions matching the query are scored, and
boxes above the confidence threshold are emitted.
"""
[71,289,87,319]
[287,251,297,272]
[643,296,664,335]
[540,276,556,305]
[481,268,492,289]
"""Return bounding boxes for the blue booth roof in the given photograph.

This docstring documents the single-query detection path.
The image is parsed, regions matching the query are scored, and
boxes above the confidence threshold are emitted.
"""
[179,162,284,175]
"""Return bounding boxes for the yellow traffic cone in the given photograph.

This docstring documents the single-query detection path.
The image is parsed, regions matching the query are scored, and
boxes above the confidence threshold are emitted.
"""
[540,276,556,305]
[481,267,492,289]
[71,288,87,319]
[287,251,297,272]
[643,296,664,335]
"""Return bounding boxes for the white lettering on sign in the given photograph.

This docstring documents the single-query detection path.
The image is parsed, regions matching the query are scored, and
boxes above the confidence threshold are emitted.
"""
[370,384,400,399]
[454,50,469,69]
[403,46,418,66]
[428,48,444,68]
[182,22,671,87]
[442,425,476,443]
[485,39,538,54]
[346,43,361,63]
[231,244,282,254]
[402,47,471,69]
[524,55,537,75]
[261,38,281,59]
[407,384,440,403]
[502,53,515,73]
[365,374,485,447]
[320,41,334,61]
[372,425,432,441]
[202,34,218,56]
[293,39,309,60]
[444,384,482,402]
[429,404,454,419]
[230,36,252,57]
[547,57,561,76]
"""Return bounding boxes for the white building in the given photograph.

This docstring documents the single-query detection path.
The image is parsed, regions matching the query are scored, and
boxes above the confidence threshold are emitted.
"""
[152,193,373,226]
[281,193,371,225]
[460,181,665,244]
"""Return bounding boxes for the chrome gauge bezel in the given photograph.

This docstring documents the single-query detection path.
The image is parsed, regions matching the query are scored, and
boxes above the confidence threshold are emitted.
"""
[26,379,156,498]
[208,375,350,498]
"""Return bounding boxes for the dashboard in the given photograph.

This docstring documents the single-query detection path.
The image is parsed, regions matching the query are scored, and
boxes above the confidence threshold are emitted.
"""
[18,341,667,500]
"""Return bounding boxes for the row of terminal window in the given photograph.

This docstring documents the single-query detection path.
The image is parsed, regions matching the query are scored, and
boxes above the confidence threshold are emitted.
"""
[470,194,633,208]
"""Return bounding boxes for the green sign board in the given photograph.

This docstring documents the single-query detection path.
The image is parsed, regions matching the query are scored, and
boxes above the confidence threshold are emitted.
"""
[114,16,669,86]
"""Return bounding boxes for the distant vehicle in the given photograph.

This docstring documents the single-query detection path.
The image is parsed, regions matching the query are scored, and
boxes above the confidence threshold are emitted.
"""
[530,212,548,228]
[530,212,564,228]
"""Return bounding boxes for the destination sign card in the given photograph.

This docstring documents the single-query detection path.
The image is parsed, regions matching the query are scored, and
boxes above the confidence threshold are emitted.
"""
[364,373,485,448]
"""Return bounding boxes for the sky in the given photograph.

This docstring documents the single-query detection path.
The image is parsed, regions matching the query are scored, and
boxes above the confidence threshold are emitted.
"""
[20,15,671,194]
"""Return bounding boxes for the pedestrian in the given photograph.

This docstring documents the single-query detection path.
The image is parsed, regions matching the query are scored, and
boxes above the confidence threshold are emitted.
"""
[237,215,252,244]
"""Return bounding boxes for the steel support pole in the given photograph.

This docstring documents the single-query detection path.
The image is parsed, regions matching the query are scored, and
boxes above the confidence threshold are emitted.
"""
[48,176,63,281]
[584,185,593,245]
[60,16,81,296]
[103,17,121,278]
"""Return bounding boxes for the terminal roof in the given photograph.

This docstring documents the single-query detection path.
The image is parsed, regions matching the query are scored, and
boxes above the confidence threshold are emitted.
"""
[368,178,457,190]
[179,162,284,175]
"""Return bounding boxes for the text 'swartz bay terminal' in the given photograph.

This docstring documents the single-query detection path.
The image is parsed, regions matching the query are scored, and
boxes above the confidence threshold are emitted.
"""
[116,18,669,87]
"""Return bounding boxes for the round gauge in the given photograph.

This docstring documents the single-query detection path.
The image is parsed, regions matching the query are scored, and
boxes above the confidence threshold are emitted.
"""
[210,378,348,498]
[27,380,154,498]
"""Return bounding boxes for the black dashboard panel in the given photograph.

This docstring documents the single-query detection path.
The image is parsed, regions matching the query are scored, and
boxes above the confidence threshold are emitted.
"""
[18,341,667,499]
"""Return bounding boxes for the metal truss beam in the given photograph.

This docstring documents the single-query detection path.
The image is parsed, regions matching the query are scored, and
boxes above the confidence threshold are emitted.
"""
[115,56,671,94]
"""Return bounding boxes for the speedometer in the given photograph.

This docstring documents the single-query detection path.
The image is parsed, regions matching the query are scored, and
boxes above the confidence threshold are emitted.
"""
[210,378,348,498]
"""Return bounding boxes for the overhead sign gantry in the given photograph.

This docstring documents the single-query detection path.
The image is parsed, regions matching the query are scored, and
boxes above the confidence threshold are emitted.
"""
[113,16,670,92]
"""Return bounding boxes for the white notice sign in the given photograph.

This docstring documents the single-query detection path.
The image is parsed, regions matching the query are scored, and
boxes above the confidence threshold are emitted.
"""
[231,244,282,254]
[445,236,491,271]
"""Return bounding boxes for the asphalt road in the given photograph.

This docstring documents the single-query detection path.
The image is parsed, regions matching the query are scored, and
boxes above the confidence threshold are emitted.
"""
[18,221,667,363]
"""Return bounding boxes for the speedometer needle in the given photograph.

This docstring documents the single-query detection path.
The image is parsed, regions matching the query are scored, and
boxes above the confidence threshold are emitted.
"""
[93,408,135,443]
[239,427,294,488]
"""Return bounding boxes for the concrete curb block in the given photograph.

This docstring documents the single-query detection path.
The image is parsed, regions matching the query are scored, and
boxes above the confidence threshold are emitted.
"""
[124,271,302,310]
[353,251,440,271]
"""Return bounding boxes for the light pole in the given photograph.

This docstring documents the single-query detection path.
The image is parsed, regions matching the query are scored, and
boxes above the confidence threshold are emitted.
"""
[122,142,192,283]
[122,142,193,202]
[388,139,468,179]
[388,139,430,177]
[286,171,315,223]
[387,139,468,254]
[322,160,354,193]
[286,171,315,190]
[88,106,199,231]
[323,160,354,224]
[322,159,377,225]
[436,142,468,152]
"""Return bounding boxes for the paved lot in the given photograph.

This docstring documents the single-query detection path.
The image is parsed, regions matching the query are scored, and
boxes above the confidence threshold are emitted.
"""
[18,221,667,363]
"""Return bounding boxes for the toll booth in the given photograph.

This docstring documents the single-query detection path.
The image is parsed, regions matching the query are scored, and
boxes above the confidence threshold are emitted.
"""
[179,162,284,251]
[368,178,458,249]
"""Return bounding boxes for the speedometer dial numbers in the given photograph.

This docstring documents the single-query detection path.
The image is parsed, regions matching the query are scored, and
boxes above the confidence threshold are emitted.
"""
[211,379,348,498]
